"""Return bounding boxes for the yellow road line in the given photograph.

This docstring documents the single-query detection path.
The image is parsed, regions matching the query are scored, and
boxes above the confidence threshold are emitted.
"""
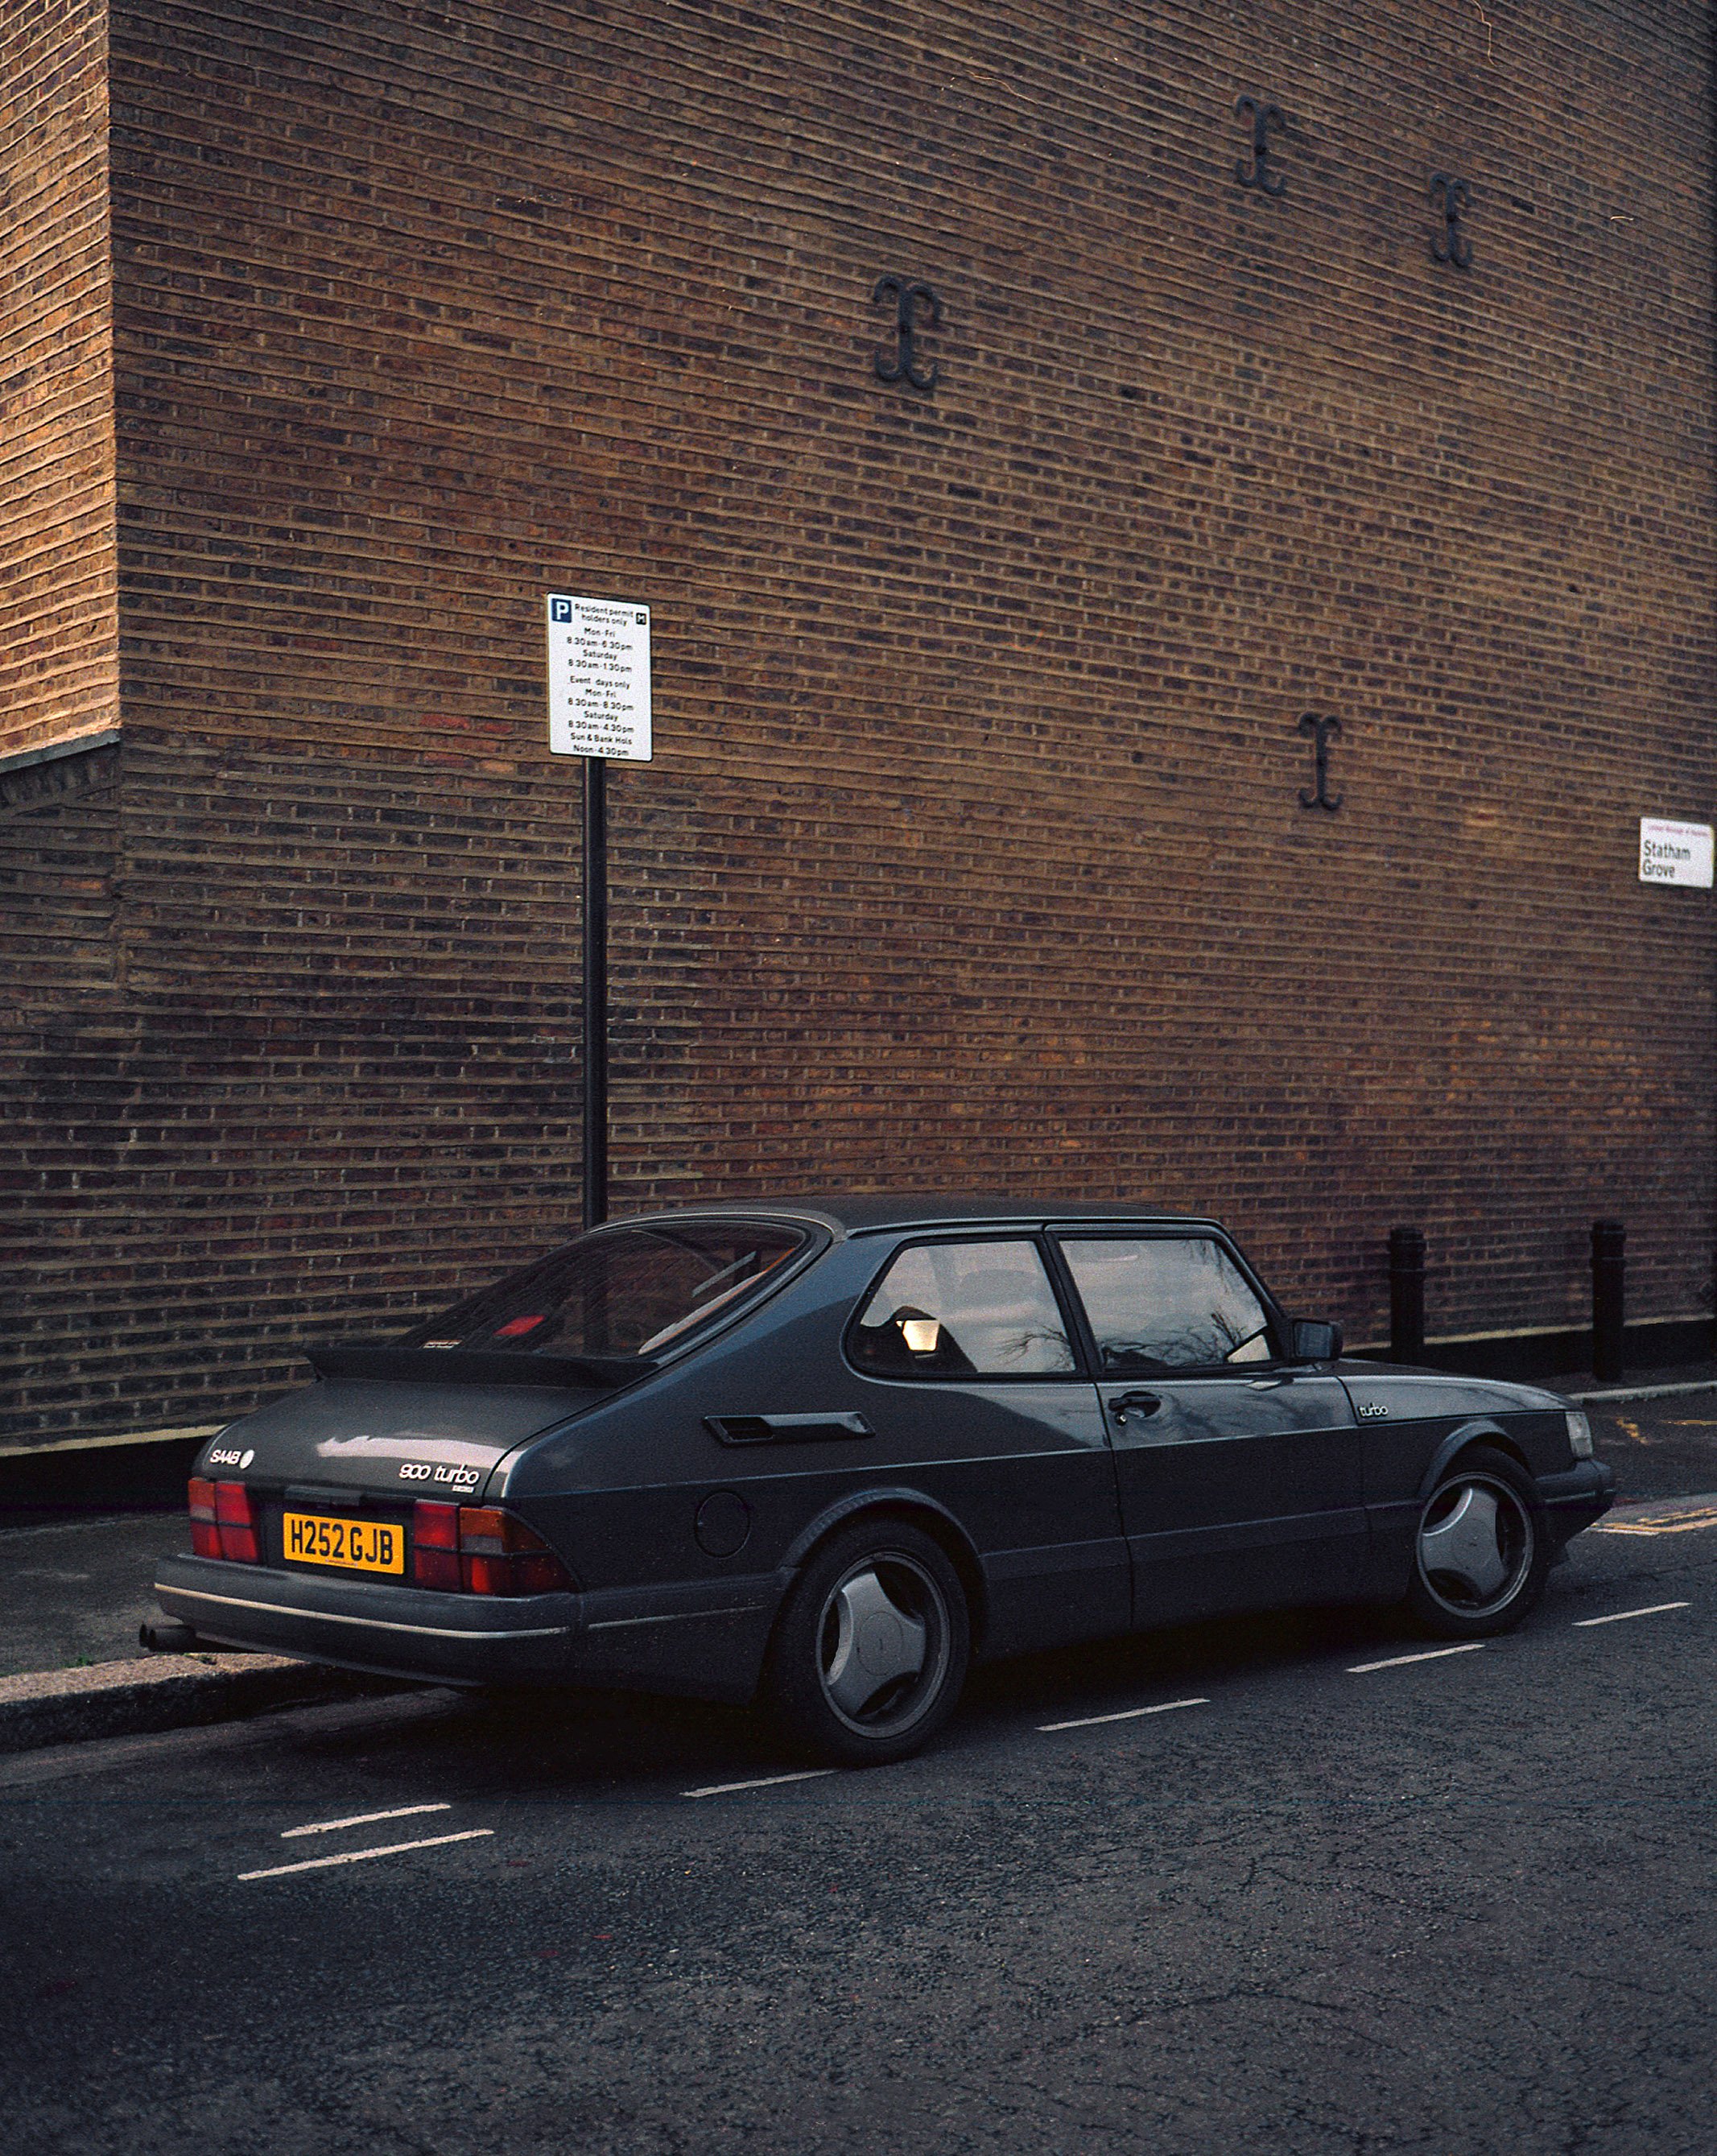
[1597,1505,1717,1536]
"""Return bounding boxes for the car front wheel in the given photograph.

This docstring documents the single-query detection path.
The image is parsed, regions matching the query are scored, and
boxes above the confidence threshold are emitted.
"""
[1403,1444,1549,1639]
[763,1519,970,1766]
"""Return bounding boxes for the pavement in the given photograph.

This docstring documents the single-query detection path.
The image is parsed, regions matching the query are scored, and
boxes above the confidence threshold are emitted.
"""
[0,1510,192,1678]
[1572,1371,1717,1495]
[4,1485,1717,2154]
[1,1365,1713,1750]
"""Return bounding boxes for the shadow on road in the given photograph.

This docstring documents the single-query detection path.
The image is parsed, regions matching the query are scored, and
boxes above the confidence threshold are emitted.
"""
[255,1596,1434,1804]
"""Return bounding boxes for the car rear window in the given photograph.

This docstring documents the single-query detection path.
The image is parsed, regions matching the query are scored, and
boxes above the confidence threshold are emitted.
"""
[399,1220,808,1361]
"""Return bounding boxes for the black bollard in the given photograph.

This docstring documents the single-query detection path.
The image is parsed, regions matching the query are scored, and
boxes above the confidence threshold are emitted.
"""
[1591,1219,1625,1383]
[1389,1226,1426,1363]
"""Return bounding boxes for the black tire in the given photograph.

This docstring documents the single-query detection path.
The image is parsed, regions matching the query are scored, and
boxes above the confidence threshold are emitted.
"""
[1402,1444,1550,1639]
[762,1518,970,1766]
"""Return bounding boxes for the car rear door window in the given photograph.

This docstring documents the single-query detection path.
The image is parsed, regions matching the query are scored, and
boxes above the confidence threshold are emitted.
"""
[1059,1237,1273,1373]
[848,1240,1075,1377]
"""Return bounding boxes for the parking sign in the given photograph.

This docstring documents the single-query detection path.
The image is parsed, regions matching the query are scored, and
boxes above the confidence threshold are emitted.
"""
[546,594,652,760]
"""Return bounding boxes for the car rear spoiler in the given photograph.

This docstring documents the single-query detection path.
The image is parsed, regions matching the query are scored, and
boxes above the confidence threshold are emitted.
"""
[306,1344,659,1390]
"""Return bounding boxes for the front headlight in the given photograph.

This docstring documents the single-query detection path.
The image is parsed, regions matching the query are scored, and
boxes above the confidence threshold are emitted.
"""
[1566,1410,1594,1460]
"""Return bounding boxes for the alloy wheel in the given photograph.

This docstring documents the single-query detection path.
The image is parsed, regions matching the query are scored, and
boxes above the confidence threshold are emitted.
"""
[1415,1472,1534,1618]
[815,1552,951,1737]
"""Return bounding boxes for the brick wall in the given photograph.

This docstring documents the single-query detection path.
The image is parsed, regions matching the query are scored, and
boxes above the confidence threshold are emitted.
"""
[4,734,592,1442]
[6,0,1715,1440]
[0,0,117,759]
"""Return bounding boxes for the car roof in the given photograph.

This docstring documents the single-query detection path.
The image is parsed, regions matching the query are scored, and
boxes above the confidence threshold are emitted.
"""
[613,1195,1216,1237]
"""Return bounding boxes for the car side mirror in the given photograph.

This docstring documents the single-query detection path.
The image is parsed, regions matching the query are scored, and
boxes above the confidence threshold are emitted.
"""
[1290,1319,1343,1363]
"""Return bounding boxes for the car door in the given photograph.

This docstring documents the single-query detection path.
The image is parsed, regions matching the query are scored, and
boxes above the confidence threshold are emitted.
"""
[1050,1231,1366,1628]
[844,1235,1131,1658]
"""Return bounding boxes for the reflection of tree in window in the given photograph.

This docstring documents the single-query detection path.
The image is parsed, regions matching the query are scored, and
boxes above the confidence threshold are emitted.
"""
[1063,1238,1270,1373]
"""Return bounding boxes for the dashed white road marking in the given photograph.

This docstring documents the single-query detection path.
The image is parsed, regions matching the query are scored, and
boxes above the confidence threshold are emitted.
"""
[239,1829,493,1881]
[681,1770,836,1799]
[1038,1697,1209,1733]
[281,1803,452,1840]
[1574,1600,1690,1628]
[1348,1642,1488,1674]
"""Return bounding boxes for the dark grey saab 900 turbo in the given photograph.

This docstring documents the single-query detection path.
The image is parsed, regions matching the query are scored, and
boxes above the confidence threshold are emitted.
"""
[153,1200,1614,1763]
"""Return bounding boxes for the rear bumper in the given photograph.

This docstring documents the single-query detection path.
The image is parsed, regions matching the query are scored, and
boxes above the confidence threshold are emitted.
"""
[1537,1459,1616,1544]
[152,1555,782,1700]
[154,1555,583,1684]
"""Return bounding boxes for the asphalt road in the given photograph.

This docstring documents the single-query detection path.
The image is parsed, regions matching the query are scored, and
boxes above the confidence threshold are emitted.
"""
[4,1495,1717,2154]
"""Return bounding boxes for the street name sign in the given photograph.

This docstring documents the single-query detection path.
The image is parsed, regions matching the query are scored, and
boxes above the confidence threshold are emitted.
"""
[546,593,652,761]
[1638,817,1713,889]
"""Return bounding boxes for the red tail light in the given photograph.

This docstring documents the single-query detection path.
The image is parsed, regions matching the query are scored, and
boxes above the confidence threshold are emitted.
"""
[411,1501,462,1590]
[508,1549,571,1595]
[188,1477,221,1559]
[457,1505,556,1596]
[411,1501,572,1596]
[210,1479,258,1563]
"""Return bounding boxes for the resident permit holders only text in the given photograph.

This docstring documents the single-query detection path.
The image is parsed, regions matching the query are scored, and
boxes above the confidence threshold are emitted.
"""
[547,594,652,761]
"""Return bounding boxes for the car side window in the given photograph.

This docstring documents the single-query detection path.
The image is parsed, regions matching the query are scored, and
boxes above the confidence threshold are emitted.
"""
[1059,1237,1273,1373]
[848,1240,1076,1377]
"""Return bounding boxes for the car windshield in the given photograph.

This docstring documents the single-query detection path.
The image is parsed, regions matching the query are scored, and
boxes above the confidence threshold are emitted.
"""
[398,1220,808,1360]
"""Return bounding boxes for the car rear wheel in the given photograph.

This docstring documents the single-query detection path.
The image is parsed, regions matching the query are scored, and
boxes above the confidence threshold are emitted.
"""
[1403,1444,1549,1639]
[763,1519,969,1766]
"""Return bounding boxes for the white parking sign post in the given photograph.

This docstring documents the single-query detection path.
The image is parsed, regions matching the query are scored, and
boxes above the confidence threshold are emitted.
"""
[547,595,653,1229]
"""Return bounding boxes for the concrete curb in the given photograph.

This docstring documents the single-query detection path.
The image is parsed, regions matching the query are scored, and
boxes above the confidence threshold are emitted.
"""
[0,1653,390,1754]
[1567,1377,1717,1405]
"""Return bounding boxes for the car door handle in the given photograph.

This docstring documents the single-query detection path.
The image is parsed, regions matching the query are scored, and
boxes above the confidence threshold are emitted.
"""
[1108,1390,1163,1426]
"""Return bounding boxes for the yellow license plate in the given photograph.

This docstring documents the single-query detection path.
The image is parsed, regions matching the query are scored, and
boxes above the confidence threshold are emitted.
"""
[282,1513,404,1576]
